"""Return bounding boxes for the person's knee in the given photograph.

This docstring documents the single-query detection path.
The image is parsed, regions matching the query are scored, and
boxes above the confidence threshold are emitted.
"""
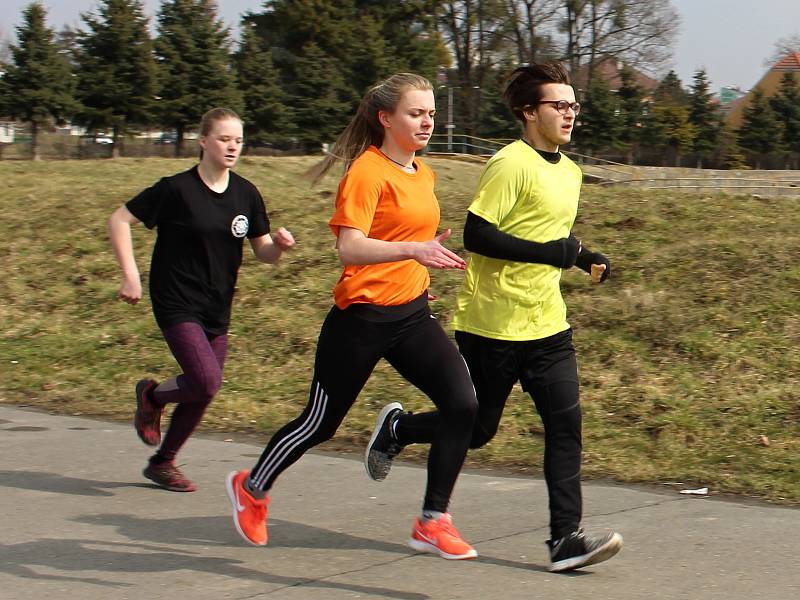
[445,394,478,432]
[469,415,499,448]
[459,393,479,420]
[188,370,222,402]
[469,428,494,449]
[546,402,582,441]
[311,420,338,444]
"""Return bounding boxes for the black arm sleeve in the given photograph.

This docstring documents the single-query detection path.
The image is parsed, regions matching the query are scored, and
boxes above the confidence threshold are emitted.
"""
[463,211,580,268]
[575,247,611,282]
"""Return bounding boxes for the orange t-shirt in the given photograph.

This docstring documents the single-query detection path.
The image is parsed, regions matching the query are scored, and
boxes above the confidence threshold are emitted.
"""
[329,146,440,309]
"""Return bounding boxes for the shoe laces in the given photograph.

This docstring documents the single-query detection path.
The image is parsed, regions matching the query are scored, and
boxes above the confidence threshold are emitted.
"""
[385,439,402,457]
[252,500,266,521]
[164,463,189,482]
[432,514,459,537]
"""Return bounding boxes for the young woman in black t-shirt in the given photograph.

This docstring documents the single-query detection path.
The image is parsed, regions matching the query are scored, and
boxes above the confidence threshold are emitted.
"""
[108,107,295,492]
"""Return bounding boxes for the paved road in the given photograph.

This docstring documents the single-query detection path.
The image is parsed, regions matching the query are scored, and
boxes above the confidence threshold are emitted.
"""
[1,405,797,599]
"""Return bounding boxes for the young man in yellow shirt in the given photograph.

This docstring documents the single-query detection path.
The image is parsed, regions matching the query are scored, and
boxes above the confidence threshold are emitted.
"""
[367,62,622,572]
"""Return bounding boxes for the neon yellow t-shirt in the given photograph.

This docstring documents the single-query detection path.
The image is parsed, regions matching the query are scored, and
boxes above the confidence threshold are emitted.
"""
[453,140,583,341]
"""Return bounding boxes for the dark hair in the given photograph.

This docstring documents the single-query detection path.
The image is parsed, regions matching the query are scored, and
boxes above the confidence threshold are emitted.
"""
[307,73,433,184]
[198,107,242,159]
[503,62,572,124]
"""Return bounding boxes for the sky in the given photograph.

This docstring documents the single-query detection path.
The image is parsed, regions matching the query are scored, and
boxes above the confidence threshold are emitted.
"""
[2,1,799,93]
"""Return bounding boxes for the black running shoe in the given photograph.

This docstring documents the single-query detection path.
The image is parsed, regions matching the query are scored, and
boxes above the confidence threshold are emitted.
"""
[365,402,404,481]
[548,529,623,572]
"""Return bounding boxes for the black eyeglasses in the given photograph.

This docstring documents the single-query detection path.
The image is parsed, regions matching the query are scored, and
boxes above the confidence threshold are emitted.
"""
[534,100,581,116]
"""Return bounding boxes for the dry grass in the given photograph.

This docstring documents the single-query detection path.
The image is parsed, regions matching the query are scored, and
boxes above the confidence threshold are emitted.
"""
[1,156,798,504]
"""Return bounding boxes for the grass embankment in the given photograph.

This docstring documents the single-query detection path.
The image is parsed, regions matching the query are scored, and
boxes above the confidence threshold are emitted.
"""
[1,157,797,504]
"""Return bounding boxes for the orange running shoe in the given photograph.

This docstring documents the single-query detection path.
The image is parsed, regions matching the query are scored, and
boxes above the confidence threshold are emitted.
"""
[226,470,269,546]
[408,513,478,560]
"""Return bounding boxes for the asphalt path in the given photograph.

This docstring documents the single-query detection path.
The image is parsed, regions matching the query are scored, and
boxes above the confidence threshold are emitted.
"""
[1,404,797,599]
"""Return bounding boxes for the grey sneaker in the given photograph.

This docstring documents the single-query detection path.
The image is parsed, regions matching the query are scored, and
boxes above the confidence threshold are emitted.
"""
[365,402,403,481]
[548,529,623,572]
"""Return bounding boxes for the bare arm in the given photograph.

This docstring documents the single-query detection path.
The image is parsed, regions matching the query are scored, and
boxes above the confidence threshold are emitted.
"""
[108,205,142,304]
[336,226,465,270]
[249,227,296,264]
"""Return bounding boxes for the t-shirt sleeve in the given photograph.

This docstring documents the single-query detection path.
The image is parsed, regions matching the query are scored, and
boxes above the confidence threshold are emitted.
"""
[328,164,383,237]
[467,155,523,226]
[126,178,171,229]
[247,185,270,239]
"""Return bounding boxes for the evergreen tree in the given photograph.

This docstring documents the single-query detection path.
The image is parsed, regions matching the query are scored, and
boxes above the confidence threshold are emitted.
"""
[641,103,695,167]
[75,0,157,158]
[290,41,352,150]
[617,65,645,164]
[55,25,81,71]
[738,88,781,169]
[248,0,447,139]
[688,69,722,168]
[375,1,448,78]
[578,76,622,156]
[717,125,748,170]
[642,70,693,166]
[4,2,76,160]
[473,63,518,140]
[768,72,800,168]
[234,20,293,148]
[654,70,688,105]
[155,0,243,156]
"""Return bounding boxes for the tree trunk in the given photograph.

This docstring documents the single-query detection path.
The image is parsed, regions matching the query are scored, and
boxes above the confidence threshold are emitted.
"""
[566,2,581,77]
[31,121,41,161]
[111,125,120,159]
[175,123,184,158]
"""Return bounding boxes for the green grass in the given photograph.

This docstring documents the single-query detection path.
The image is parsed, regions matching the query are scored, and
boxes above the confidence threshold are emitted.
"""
[1,156,798,504]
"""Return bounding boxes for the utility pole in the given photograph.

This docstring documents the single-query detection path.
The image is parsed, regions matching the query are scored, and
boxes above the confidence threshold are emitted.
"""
[446,86,455,153]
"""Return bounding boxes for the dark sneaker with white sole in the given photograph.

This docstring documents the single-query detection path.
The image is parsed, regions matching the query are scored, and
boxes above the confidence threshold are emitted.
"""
[548,529,623,572]
[365,402,404,481]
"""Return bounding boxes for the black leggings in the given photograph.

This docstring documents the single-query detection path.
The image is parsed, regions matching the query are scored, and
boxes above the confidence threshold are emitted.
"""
[249,304,477,513]
[397,329,582,539]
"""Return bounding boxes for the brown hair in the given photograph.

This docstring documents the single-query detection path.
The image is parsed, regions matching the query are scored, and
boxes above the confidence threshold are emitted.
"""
[307,73,433,184]
[503,62,572,125]
[198,107,242,159]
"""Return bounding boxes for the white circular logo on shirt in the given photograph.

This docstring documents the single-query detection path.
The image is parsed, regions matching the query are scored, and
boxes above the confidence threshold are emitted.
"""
[231,215,249,238]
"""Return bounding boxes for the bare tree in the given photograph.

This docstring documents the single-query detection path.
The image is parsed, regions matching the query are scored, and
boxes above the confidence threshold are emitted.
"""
[436,1,507,134]
[561,0,679,82]
[502,0,561,64]
[763,33,800,67]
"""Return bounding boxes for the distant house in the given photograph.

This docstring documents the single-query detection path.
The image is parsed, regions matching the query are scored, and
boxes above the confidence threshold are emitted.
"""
[572,57,660,95]
[0,122,14,144]
[725,52,800,129]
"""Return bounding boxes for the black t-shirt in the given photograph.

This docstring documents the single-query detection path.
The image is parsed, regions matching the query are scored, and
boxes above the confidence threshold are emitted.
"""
[126,166,270,335]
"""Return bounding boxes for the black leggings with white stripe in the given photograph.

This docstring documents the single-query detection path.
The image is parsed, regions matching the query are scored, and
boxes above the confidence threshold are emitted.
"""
[248,303,478,513]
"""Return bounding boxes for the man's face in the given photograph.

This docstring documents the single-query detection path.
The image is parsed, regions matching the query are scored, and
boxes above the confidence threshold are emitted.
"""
[523,83,578,152]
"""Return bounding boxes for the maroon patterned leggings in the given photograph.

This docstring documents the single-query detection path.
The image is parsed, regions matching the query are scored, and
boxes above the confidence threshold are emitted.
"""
[151,322,228,462]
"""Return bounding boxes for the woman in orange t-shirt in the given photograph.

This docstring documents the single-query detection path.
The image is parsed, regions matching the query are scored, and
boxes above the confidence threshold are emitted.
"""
[225,73,479,560]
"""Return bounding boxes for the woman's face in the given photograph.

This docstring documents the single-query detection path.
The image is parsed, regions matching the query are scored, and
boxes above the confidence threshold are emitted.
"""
[379,88,436,153]
[199,117,244,169]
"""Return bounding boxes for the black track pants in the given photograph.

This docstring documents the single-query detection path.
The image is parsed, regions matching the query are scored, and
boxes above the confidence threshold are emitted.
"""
[398,328,582,539]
